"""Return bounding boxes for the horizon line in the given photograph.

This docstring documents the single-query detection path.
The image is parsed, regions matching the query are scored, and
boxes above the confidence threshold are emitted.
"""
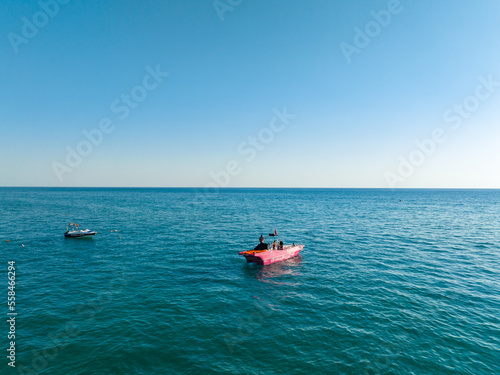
[1,186,500,190]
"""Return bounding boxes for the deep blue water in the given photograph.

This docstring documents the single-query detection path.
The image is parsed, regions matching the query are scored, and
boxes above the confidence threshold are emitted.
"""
[0,188,499,374]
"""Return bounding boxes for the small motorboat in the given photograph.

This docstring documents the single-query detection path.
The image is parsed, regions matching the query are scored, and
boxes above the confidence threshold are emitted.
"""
[239,231,303,265]
[64,223,97,238]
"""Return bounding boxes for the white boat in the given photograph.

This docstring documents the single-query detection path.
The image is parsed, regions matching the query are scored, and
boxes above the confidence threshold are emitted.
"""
[64,223,97,238]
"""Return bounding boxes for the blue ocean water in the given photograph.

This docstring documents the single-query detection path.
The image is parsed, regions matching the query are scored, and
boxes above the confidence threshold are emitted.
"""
[0,188,499,375]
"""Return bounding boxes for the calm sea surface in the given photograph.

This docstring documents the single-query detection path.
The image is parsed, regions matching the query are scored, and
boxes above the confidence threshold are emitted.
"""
[0,188,499,375]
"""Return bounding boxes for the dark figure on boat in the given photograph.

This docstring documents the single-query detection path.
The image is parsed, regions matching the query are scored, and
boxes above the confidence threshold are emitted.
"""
[254,235,269,250]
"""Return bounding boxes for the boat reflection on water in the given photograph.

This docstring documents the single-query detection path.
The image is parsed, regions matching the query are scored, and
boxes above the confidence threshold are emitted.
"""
[244,255,303,285]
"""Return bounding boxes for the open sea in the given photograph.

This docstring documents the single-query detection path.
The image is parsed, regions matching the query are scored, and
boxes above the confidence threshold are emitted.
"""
[0,187,499,375]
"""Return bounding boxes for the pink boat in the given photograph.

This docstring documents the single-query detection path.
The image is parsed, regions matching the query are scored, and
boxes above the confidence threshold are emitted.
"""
[239,244,304,265]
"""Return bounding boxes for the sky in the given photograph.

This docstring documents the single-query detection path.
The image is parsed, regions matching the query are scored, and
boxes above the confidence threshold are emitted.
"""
[1,0,500,188]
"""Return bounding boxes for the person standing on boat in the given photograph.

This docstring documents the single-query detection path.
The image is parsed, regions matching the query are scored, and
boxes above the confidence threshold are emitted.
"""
[254,235,268,250]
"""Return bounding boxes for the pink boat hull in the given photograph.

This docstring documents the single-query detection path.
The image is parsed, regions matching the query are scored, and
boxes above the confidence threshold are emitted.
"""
[239,245,304,265]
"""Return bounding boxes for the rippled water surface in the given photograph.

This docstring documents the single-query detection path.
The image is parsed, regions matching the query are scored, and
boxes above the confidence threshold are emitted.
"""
[0,188,499,374]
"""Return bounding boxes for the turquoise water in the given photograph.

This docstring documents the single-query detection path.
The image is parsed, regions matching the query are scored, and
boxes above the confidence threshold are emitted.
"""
[0,188,499,374]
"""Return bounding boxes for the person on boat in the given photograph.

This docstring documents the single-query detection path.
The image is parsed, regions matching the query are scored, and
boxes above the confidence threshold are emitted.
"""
[272,241,277,250]
[278,240,284,250]
[254,235,268,250]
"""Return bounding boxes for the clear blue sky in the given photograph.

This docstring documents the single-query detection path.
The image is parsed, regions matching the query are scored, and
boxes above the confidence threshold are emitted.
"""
[1,0,500,188]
